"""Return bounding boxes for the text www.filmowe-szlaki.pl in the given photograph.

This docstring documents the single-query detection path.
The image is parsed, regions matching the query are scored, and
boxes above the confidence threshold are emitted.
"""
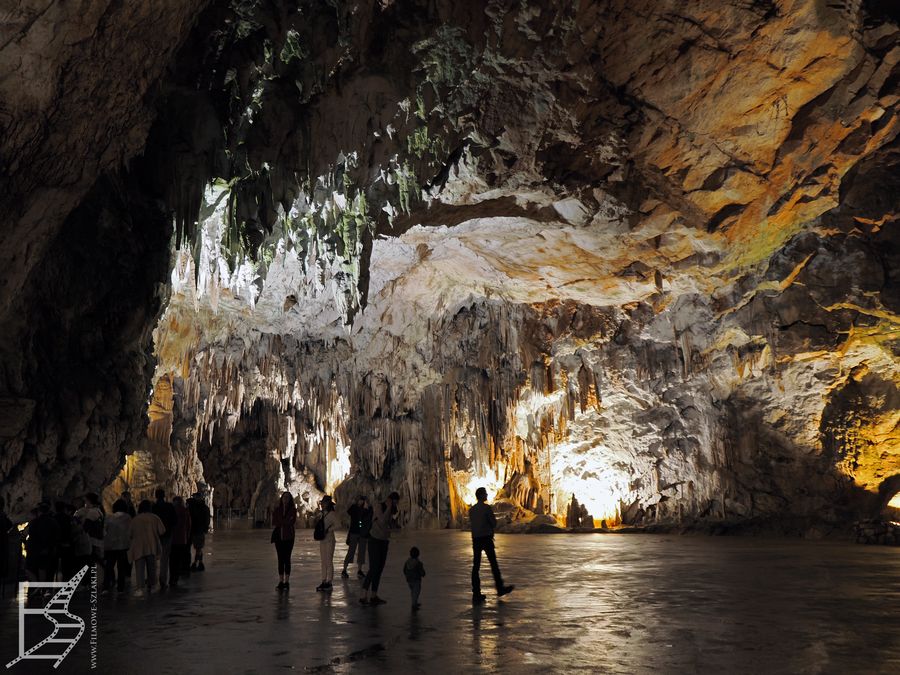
[89,565,98,669]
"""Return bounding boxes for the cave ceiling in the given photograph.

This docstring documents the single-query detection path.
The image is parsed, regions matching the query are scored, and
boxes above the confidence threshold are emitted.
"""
[0,0,898,530]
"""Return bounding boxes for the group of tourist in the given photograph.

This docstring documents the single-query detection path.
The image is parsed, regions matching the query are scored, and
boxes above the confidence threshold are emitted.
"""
[4,484,516,609]
[270,486,514,609]
[2,489,211,598]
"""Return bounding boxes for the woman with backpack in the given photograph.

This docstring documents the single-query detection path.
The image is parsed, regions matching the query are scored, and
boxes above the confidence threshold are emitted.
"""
[271,491,297,591]
[315,496,339,592]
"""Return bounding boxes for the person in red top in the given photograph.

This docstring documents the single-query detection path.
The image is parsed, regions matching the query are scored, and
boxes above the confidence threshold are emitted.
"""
[169,496,192,588]
[271,492,297,591]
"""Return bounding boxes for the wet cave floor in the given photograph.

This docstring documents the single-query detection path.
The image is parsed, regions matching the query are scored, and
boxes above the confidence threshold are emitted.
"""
[2,528,899,674]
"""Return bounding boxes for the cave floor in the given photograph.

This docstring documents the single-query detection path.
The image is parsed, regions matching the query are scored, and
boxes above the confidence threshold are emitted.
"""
[2,528,899,674]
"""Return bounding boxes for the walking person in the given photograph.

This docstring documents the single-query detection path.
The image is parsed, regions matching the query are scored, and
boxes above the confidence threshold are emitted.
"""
[341,496,370,579]
[152,488,177,590]
[128,500,165,597]
[403,546,426,610]
[470,487,514,603]
[315,496,339,592]
[359,491,400,605]
[170,496,192,588]
[103,499,132,593]
[271,491,296,591]
[187,493,211,571]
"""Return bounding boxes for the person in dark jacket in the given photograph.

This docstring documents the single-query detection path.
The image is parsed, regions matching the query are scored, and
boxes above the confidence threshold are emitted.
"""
[187,493,211,571]
[120,492,137,518]
[169,496,192,587]
[469,487,514,603]
[53,502,75,581]
[271,492,297,590]
[26,502,60,584]
[341,496,371,579]
[152,488,177,590]
[360,491,400,606]
[403,546,426,610]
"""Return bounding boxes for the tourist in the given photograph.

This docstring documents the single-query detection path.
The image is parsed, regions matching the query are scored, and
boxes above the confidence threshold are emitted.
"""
[120,491,137,517]
[170,496,192,588]
[187,492,211,571]
[359,491,400,605]
[316,495,339,592]
[70,499,93,575]
[152,488,177,590]
[74,493,105,564]
[403,546,426,610]
[117,492,136,581]
[103,499,132,593]
[271,491,296,590]
[341,495,370,579]
[53,502,75,581]
[25,502,60,585]
[129,499,165,597]
[469,487,514,603]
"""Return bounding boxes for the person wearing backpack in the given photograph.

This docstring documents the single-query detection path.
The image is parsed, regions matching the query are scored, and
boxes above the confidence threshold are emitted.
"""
[74,493,104,565]
[315,496,339,592]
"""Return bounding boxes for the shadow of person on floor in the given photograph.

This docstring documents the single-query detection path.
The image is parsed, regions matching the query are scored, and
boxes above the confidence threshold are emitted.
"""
[275,591,290,621]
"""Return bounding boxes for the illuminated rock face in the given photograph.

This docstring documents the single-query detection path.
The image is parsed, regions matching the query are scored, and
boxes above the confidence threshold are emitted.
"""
[0,1,898,530]
[144,202,897,530]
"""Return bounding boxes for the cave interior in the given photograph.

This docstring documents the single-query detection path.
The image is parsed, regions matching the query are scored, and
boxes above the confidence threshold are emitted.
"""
[1,0,899,540]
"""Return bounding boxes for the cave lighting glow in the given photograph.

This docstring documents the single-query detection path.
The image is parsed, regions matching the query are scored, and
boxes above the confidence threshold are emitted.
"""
[888,493,900,509]
[550,441,630,526]
[460,467,506,506]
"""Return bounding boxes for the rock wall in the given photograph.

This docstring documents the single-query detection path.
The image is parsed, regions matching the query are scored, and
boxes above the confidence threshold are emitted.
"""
[0,174,172,515]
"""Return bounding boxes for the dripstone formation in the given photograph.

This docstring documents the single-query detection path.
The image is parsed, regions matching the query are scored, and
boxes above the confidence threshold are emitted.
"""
[1,1,897,536]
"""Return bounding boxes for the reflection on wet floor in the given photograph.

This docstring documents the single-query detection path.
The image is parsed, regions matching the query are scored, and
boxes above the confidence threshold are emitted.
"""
[2,529,899,674]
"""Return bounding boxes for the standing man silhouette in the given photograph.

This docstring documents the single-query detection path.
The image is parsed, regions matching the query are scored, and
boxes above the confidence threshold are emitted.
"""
[469,487,514,603]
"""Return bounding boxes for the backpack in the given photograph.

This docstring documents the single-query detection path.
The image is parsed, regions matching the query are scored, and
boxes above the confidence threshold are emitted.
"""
[313,516,326,541]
